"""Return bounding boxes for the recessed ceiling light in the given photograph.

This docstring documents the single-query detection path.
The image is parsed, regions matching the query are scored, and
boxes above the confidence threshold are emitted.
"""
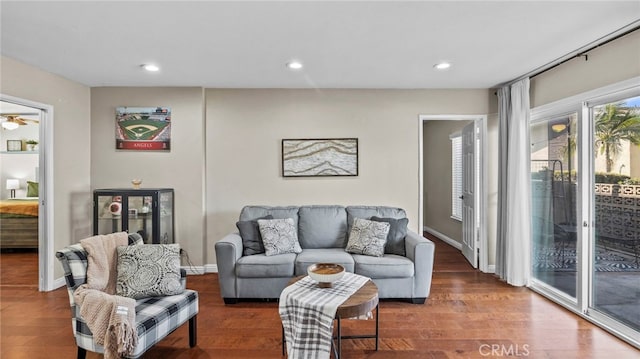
[141,64,160,72]
[433,62,451,70]
[286,60,303,70]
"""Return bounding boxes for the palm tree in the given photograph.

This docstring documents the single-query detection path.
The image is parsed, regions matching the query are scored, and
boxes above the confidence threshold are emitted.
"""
[594,103,640,173]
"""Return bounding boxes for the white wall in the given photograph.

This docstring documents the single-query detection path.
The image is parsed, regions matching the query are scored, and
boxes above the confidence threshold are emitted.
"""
[205,89,490,264]
[0,154,38,199]
[423,119,472,243]
[486,112,498,266]
[90,87,206,265]
[531,30,640,107]
[1,55,91,279]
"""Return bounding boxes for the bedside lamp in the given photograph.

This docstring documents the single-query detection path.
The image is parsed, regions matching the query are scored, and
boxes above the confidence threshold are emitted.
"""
[6,179,19,199]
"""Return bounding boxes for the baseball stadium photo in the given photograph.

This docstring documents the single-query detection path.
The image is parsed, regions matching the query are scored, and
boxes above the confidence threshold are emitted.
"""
[115,106,171,150]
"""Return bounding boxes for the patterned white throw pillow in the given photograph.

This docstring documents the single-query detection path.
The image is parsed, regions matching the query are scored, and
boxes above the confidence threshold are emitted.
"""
[346,218,390,257]
[257,218,303,256]
[116,244,183,299]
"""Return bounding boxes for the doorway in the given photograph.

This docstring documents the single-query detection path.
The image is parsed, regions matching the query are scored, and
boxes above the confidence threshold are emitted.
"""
[529,79,640,347]
[419,115,488,272]
[0,94,52,291]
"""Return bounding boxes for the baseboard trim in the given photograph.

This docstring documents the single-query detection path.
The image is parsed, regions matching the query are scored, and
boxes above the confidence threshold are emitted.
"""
[486,265,496,273]
[182,264,218,274]
[181,264,217,275]
[423,226,462,250]
[53,276,66,290]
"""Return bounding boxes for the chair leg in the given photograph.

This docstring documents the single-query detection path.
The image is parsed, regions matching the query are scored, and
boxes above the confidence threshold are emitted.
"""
[77,347,87,359]
[189,315,197,348]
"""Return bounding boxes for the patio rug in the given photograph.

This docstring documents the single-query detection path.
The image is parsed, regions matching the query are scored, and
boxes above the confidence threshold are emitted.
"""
[533,247,640,272]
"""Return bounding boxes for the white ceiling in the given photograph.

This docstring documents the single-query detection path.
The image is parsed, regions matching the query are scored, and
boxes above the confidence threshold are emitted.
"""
[1,1,639,89]
[0,101,39,116]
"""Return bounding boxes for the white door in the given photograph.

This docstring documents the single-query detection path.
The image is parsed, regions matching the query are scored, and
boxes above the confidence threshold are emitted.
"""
[461,122,477,268]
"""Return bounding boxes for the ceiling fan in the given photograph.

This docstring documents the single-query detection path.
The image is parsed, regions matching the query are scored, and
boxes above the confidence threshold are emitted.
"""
[0,113,39,130]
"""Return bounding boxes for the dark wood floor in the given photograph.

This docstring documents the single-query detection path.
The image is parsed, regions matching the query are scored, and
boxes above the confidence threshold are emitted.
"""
[1,237,638,358]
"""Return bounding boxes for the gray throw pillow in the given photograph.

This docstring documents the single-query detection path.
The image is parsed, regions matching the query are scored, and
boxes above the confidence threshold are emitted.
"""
[345,218,390,257]
[257,218,302,256]
[116,243,183,299]
[128,232,144,245]
[237,215,273,255]
[371,216,408,256]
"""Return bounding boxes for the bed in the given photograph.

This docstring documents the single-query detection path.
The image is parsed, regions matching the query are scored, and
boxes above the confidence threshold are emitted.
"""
[0,198,39,249]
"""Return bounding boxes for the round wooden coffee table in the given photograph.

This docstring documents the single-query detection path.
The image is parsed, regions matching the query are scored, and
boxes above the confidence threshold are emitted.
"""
[282,276,379,358]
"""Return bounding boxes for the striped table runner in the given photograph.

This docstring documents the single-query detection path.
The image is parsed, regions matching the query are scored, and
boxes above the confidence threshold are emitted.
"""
[279,272,369,359]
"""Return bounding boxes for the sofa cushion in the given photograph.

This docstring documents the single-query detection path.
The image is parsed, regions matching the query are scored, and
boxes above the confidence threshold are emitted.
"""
[294,248,355,275]
[258,218,303,256]
[352,254,414,278]
[345,218,390,257]
[298,205,348,248]
[346,206,407,232]
[236,215,273,255]
[371,216,408,256]
[236,253,297,278]
[240,205,300,228]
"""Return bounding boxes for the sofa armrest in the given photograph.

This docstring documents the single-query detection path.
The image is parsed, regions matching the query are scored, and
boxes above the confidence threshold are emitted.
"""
[215,232,244,299]
[405,230,435,299]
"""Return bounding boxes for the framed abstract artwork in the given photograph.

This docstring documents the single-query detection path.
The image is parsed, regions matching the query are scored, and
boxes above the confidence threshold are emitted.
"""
[282,138,358,177]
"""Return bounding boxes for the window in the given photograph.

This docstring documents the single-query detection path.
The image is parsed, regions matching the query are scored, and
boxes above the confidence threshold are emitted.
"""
[450,132,462,221]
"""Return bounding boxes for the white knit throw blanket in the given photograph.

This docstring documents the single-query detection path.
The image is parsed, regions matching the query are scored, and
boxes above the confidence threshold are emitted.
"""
[279,272,369,359]
[73,232,137,359]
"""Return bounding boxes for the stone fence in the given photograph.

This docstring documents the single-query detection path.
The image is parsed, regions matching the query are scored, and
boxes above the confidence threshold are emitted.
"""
[594,183,640,253]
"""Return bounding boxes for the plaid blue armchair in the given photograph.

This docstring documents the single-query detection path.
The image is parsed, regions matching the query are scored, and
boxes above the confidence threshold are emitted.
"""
[56,235,199,359]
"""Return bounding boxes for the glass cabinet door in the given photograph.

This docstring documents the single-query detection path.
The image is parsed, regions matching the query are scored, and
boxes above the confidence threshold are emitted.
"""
[159,191,173,244]
[127,195,153,243]
[95,194,123,235]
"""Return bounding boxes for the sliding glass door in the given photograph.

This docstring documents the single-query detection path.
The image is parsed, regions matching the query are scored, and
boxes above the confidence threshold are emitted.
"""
[530,112,579,299]
[590,95,640,332]
[530,85,640,346]
[530,84,640,346]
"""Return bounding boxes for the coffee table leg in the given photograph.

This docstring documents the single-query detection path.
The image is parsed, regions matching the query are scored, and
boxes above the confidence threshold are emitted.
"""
[337,316,342,359]
[375,305,379,351]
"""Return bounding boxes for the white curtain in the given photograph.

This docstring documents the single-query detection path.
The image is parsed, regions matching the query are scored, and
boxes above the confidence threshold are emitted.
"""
[496,78,532,286]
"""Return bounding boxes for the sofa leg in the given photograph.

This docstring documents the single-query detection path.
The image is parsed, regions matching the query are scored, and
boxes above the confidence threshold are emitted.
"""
[77,347,87,359]
[223,298,238,304]
[411,297,426,304]
[189,315,197,348]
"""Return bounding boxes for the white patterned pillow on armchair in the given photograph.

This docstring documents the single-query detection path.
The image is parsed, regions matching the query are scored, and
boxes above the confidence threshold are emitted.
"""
[116,244,183,299]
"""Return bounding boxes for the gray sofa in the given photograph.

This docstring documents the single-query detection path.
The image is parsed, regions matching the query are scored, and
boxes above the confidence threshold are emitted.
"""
[215,205,435,304]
